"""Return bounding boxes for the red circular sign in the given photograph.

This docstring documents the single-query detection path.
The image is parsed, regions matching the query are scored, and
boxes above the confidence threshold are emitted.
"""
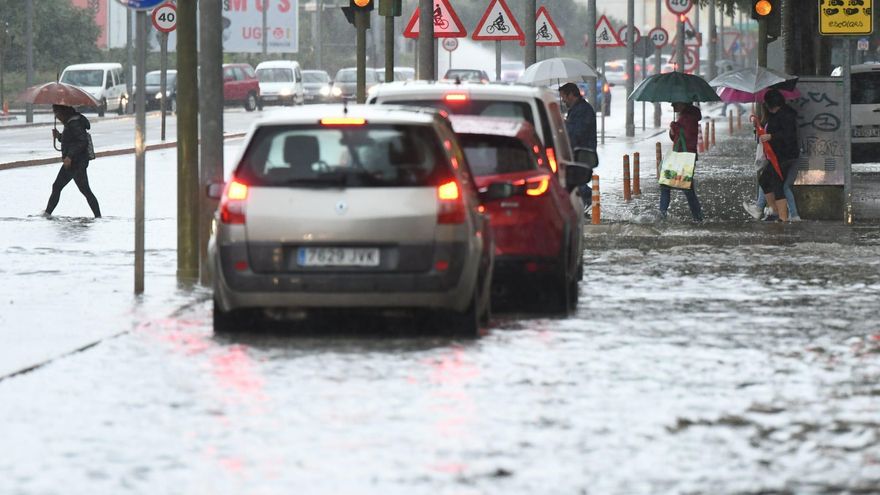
[151,3,177,33]
[665,0,692,16]
[648,27,669,49]
[618,26,641,45]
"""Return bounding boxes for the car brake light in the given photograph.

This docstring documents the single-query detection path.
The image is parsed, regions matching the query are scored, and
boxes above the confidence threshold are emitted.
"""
[546,147,558,173]
[320,117,366,125]
[444,93,468,102]
[437,180,465,224]
[525,175,551,196]
[220,179,248,224]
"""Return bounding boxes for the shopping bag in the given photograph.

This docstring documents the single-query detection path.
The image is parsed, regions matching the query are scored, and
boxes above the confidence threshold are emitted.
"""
[658,134,695,190]
[750,115,782,179]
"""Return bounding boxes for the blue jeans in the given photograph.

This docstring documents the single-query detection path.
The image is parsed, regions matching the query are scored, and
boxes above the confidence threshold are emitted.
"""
[756,159,799,217]
[660,183,703,221]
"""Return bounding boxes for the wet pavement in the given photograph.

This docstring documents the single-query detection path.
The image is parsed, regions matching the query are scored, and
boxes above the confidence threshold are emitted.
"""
[1,96,879,494]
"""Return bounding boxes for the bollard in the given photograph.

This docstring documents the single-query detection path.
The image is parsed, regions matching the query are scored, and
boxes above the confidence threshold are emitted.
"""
[704,121,710,151]
[655,142,662,179]
[737,106,743,130]
[1,100,7,116]
[698,123,705,153]
[591,174,601,225]
[623,154,631,202]
[711,119,716,147]
[633,152,641,196]
[728,110,734,136]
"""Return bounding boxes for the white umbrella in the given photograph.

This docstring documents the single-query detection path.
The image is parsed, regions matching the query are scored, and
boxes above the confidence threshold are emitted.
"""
[708,66,797,93]
[517,57,599,87]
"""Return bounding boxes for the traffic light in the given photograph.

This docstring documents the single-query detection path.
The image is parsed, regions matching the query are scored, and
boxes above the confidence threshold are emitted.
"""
[751,0,780,40]
[342,0,373,25]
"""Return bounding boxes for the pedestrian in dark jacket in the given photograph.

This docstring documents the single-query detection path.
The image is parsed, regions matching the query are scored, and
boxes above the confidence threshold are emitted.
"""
[659,101,703,221]
[45,104,101,218]
[559,82,597,209]
[757,89,799,222]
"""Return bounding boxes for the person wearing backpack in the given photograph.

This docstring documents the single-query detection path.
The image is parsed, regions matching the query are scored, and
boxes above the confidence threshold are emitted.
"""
[44,104,101,218]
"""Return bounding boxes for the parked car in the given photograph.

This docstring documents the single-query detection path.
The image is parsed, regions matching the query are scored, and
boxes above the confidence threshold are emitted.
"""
[443,69,491,83]
[450,115,590,312]
[255,60,304,107]
[500,61,525,82]
[301,69,339,103]
[136,69,177,112]
[208,105,494,336]
[222,63,261,111]
[832,62,880,161]
[602,59,641,85]
[59,62,128,116]
[333,67,380,100]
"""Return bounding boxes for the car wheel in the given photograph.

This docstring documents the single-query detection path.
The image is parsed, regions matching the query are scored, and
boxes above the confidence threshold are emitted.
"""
[441,289,481,338]
[212,298,260,333]
[245,93,258,112]
[117,96,126,115]
[98,98,106,117]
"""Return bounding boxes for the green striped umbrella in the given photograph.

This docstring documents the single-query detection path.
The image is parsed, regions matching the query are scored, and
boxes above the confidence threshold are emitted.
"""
[628,72,721,103]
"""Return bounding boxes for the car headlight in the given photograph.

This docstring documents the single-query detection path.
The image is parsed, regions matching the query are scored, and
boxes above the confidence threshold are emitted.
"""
[279,87,292,96]
[331,86,342,97]
[319,85,331,96]
[155,91,163,99]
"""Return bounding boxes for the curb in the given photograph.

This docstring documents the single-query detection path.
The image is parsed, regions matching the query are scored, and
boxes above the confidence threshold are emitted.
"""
[0,132,248,171]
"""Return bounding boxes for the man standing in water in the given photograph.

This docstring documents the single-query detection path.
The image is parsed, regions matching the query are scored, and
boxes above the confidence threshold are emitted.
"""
[44,104,101,218]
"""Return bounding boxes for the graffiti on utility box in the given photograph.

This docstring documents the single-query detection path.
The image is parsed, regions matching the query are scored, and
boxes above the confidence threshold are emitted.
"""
[790,77,845,186]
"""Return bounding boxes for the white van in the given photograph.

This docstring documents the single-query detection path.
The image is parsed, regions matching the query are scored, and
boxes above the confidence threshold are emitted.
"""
[255,60,304,107]
[60,63,128,116]
[832,63,880,161]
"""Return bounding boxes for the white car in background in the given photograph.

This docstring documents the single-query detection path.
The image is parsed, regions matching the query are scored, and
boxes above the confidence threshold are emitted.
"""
[832,62,880,162]
[59,62,128,116]
[255,60,304,106]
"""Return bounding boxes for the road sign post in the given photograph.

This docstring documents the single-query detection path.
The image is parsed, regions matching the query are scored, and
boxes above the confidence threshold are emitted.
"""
[151,2,176,141]
[472,0,523,80]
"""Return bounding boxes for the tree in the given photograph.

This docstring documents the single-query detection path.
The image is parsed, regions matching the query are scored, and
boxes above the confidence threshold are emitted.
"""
[0,0,100,74]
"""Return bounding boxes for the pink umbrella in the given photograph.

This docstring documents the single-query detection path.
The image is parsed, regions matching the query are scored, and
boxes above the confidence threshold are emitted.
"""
[717,86,801,103]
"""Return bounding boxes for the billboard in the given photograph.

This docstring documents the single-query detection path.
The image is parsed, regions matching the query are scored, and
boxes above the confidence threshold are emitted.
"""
[71,0,110,49]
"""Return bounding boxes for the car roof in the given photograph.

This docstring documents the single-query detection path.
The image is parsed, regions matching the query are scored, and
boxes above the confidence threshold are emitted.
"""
[252,104,442,127]
[256,60,300,69]
[831,62,880,76]
[63,63,122,71]
[448,115,537,141]
[303,69,329,74]
[146,69,177,74]
[369,80,554,100]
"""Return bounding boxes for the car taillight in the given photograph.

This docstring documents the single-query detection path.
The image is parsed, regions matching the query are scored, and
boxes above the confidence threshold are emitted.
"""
[320,117,366,125]
[437,179,466,224]
[444,93,468,102]
[546,147,558,173]
[220,179,248,224]
[525,174,551,196]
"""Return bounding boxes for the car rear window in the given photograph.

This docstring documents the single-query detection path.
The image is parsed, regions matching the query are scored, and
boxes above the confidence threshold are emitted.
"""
[235,124,449,188]
[852,72,880,105]
[336,70,356,82]
[458,134,538,176]
[303,72,330,83]
[385,99,535,124]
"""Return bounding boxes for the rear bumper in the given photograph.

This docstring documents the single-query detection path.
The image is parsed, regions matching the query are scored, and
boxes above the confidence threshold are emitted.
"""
[492,255,562,282]
[260,94,297,105]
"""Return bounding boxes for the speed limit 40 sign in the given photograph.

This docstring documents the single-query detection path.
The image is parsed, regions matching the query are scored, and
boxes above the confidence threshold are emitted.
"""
[151,2,177,33]
[665,0,692,16]
[648,27,669,49]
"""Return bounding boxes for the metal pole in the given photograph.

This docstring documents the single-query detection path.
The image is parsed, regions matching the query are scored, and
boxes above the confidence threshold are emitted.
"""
[524,0,536,67]
[676,16,685,71]
[694,0,701,76]
[625,0,634,137]
[719,7,724,67]
[708,0,717,81]
[134,11,147,294]
[642,51,646,130]
[177,0,200,282]
[417,0,433,80]
[495,41,501,81]
[160,32,168,141]
[653,0,661,128]
[434,38,439,80]
[356,9,368,103]
[586,0,597,108]
[316,0,323,70]
[126,9,133,114]
[200,0,224,286]
[757,18,767,68]
[25,0,33,123]
[843,39,853,224]
[0,23,5,110]
[385,14,394,82]
[262,0,268,56]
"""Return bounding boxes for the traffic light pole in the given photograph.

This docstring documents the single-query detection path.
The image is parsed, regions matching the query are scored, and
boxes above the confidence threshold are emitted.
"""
[586,0,597,108]
[417,0,433,80]
[356,9,368,103]
[385,15,394,83]
[757,18,767,68]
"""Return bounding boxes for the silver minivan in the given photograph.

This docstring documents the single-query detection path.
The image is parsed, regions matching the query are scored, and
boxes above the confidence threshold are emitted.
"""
[60,62,128,116]
[833,63,880,161]
[209,105,494,336]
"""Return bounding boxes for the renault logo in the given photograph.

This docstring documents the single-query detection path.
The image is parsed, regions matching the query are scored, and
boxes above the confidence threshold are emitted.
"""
[335,200,348,215]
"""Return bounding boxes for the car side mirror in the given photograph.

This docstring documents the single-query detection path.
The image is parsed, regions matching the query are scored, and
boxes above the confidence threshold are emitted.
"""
[564,162,592,192]
[206,182,225,200]
[480,182,515,202]
[573,147,599,168]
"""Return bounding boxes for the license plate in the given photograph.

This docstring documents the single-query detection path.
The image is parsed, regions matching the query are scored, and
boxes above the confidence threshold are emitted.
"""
[298,247,380,267]
[262,95,278,101]
[853,127,880,138]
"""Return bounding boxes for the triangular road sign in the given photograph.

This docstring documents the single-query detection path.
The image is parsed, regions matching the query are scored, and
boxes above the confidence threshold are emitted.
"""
[595,15,622,48]
[680,16,701,46]
[472,0,523,41]
[535,6,565,46]
[403,0,467,39]
[669,47,698,73]
[722,31,740,55]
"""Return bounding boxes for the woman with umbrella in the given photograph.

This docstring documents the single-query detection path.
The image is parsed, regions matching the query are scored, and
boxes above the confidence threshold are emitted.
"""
[753,89,799,222]
[661,101,704,222]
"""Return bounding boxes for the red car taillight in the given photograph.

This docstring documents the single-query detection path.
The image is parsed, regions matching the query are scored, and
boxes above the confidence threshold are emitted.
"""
[220,179,248,224]
[546,147,558,173]
[437,179,466,224]
[524,174,551,196]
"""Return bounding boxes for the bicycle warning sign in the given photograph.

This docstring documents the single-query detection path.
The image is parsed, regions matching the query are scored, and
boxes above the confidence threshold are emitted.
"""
[403,0,467,38]
[594,15,623,48]
[535,6,565,46]
[472,0,523,41]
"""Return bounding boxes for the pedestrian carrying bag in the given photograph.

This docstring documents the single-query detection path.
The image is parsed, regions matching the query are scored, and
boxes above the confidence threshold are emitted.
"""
[658,133,696,190]
[86,132,96,161]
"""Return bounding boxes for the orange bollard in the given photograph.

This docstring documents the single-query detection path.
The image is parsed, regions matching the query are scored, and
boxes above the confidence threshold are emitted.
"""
[711,119,716,147]
[1,100,7,116]
[728,111,734,136]
[698,123,705,153]
[704,121,710,151]
[633,152,641,196]
[623,154,631,202]
[591,174,601,225]
[737,106,743,130]
[655,142,662,179]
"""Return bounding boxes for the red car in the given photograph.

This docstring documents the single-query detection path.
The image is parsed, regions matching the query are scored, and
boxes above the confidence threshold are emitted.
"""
[222,63,261,111]
[450,115,590,313]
